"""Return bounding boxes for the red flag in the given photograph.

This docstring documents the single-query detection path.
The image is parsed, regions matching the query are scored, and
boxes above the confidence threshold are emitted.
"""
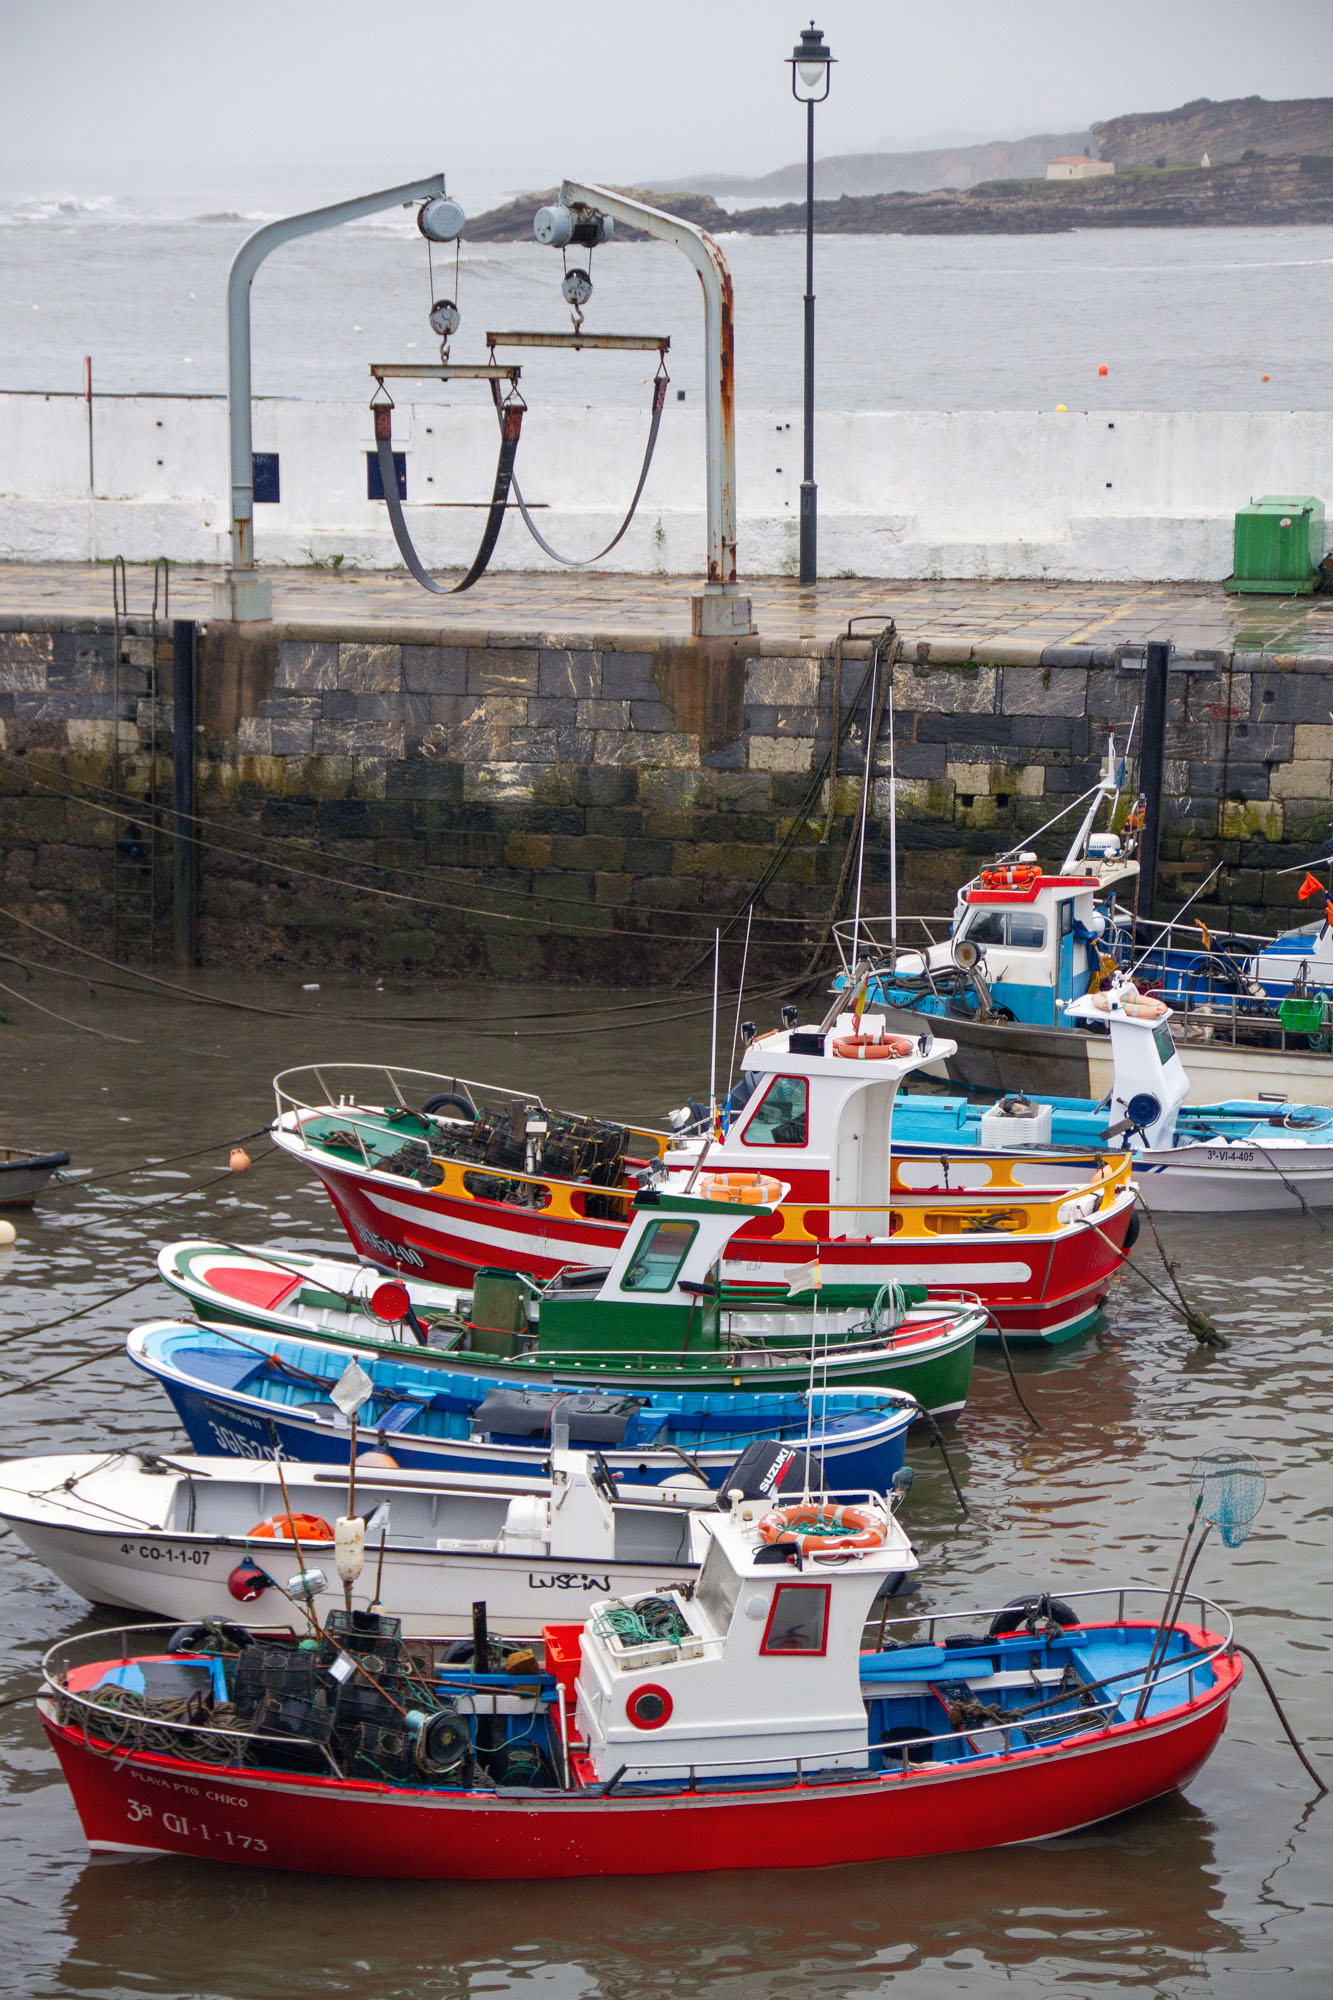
[1298,871,1325,900]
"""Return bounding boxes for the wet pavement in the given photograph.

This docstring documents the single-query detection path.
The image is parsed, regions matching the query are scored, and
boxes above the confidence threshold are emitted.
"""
[5,561,1333,658]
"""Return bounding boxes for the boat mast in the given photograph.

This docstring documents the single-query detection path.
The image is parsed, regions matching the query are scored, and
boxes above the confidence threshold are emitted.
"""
[1060,728,1119,875]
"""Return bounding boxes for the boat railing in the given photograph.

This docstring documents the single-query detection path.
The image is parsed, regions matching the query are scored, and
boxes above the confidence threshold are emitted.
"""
[271,1063,670,1205]
[751,1155,1131,1247]
[831,916,955,982]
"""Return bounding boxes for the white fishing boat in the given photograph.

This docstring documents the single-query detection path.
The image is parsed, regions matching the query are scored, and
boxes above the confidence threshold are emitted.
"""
[0,1442,888,1641]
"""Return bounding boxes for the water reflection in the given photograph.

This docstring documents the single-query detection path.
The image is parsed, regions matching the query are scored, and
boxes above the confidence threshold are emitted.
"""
[51,1795,1238,2000]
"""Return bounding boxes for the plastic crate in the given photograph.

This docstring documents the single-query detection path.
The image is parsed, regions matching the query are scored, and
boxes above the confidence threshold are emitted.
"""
[1279,992,1327,1035]
[542,1623,583,1699]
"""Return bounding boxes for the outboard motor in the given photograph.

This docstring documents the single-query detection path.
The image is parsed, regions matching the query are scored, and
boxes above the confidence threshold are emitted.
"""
[720,1440,818,1505]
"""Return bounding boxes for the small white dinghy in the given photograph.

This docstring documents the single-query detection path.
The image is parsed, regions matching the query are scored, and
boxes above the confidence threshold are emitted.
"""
[0,1442,915,1641]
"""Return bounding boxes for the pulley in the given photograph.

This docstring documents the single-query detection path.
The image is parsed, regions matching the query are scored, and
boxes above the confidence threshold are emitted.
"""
[561,268,593,309]
[533,202,614,249]
[418,194,466,242]
[429,298,461,338]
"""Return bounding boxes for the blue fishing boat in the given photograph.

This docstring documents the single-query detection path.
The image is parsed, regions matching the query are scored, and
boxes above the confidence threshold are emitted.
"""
[125,1321,918,1491]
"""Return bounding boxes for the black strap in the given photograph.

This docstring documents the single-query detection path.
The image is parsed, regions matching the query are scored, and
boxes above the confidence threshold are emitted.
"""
[492,371,668,567]
[373,400,523,594]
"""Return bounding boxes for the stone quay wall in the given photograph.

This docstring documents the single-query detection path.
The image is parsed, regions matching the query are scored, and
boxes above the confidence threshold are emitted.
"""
[0,611,1330,984]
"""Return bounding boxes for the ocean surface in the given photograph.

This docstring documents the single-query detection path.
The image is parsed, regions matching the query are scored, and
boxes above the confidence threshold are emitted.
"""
[0,970,1331,1997]
[2,172,1333,415]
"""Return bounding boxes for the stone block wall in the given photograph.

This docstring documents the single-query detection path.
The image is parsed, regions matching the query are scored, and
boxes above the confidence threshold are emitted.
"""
[0,612,1330,983]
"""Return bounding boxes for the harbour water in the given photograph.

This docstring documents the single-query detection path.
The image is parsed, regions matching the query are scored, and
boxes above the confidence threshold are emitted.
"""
[0,970,1330,1996]
[3,176,1333,416]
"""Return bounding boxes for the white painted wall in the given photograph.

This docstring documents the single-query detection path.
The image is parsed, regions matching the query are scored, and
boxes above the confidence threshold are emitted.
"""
[2,391,1330,581]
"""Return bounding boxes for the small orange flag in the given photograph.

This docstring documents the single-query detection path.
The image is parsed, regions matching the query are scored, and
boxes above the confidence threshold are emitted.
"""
[1298,871,1325,900]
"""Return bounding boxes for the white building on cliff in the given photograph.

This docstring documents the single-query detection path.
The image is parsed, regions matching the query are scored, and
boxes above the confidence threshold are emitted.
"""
[1046,155,1115,180]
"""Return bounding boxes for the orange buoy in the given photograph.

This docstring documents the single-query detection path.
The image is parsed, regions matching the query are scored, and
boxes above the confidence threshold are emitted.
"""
[1097,364,1108,376]
[229,1146,252,1173]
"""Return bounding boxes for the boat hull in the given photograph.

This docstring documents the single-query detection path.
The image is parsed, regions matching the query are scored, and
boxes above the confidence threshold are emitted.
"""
[0,1148,70,1207]
[154,1385,905,1491]
[40,1676,1235,1879]
[310,1161,1134,1346]
[5,1516,696,1640]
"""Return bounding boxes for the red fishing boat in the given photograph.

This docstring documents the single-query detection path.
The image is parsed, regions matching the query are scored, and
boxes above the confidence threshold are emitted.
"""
[39,1490,1239,1879]
[270,1009,1136,1344]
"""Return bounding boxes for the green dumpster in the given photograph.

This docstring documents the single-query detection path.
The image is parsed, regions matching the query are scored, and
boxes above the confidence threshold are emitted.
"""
[1225,495,1326,595]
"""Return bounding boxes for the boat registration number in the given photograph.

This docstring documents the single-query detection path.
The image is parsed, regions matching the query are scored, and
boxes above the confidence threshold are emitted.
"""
[125,1796,267,1851]
[119,1544,210,1565]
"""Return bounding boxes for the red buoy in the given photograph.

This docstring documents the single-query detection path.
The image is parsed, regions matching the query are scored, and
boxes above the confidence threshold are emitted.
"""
[371,1281,412,1321]
[226,1557,270,1603]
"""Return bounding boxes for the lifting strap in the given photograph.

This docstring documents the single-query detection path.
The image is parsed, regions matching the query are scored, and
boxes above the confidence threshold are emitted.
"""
[372,398,523,595]
[488,367,668,568]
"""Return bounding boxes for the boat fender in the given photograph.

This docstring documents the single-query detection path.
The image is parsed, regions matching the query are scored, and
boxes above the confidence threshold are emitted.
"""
[226,1556,272,1603]
[422,1093,475,1124]
[247,1512,336,1544]
[335,1515,366,1586]
[167,1619,255,1654]
[1123,1207,1142,1251]
[986,1594,1079,1638]
[758,1502,887,1556]
[626,1684,673,1730]
[831,1033,916,1062]
[357,1450,401,1470]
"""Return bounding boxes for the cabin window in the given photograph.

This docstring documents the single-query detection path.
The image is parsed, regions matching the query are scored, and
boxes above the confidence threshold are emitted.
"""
[962,909,1045,951]
[621,1218,697,1292]
[1153,1024,1175,1067]
[760,1583,831,1656]
[1008,914,1047,950]
[963,910,1006,946]
[1059,900,1074,938]
[741,1076,809,1147]
[696,1538,741,1632]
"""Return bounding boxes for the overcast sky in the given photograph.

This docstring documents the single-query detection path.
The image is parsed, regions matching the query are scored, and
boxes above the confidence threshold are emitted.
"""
[4,0,1332,196]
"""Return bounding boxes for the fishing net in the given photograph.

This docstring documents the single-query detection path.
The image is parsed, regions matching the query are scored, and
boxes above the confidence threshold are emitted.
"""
[1190,1448,1266,1548]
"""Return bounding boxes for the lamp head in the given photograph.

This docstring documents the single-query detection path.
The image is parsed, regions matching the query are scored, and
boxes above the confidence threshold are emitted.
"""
[789,21,833,101]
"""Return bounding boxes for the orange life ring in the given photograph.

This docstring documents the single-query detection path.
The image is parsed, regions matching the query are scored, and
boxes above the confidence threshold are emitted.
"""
[698,1171,783,1204]
[246,1513,335,1543]
[831,1032,916,1061]
[980,863,1040,892]
[757,1502,887,1556]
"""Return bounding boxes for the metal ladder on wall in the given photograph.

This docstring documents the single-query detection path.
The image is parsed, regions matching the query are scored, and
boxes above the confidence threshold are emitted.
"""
[108,558,170,966]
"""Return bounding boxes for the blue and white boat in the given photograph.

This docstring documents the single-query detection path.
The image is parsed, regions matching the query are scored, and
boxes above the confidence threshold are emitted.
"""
[891,977,1333,1214]
[843,735,1333,1108]
[125,1321,918,1491]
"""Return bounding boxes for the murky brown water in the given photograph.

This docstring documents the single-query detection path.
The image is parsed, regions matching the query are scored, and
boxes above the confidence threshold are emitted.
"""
[0,970,1330,1999]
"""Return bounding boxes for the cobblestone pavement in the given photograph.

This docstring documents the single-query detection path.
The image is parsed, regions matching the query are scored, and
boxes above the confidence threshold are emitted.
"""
[4,561,1333,659]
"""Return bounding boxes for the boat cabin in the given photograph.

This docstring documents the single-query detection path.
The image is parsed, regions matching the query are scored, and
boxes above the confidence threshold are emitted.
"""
[663,1018,954,1225]
[574,1496,916,1782]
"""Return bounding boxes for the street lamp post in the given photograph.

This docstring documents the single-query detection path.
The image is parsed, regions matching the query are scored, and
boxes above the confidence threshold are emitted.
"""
[789,21,833,587]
